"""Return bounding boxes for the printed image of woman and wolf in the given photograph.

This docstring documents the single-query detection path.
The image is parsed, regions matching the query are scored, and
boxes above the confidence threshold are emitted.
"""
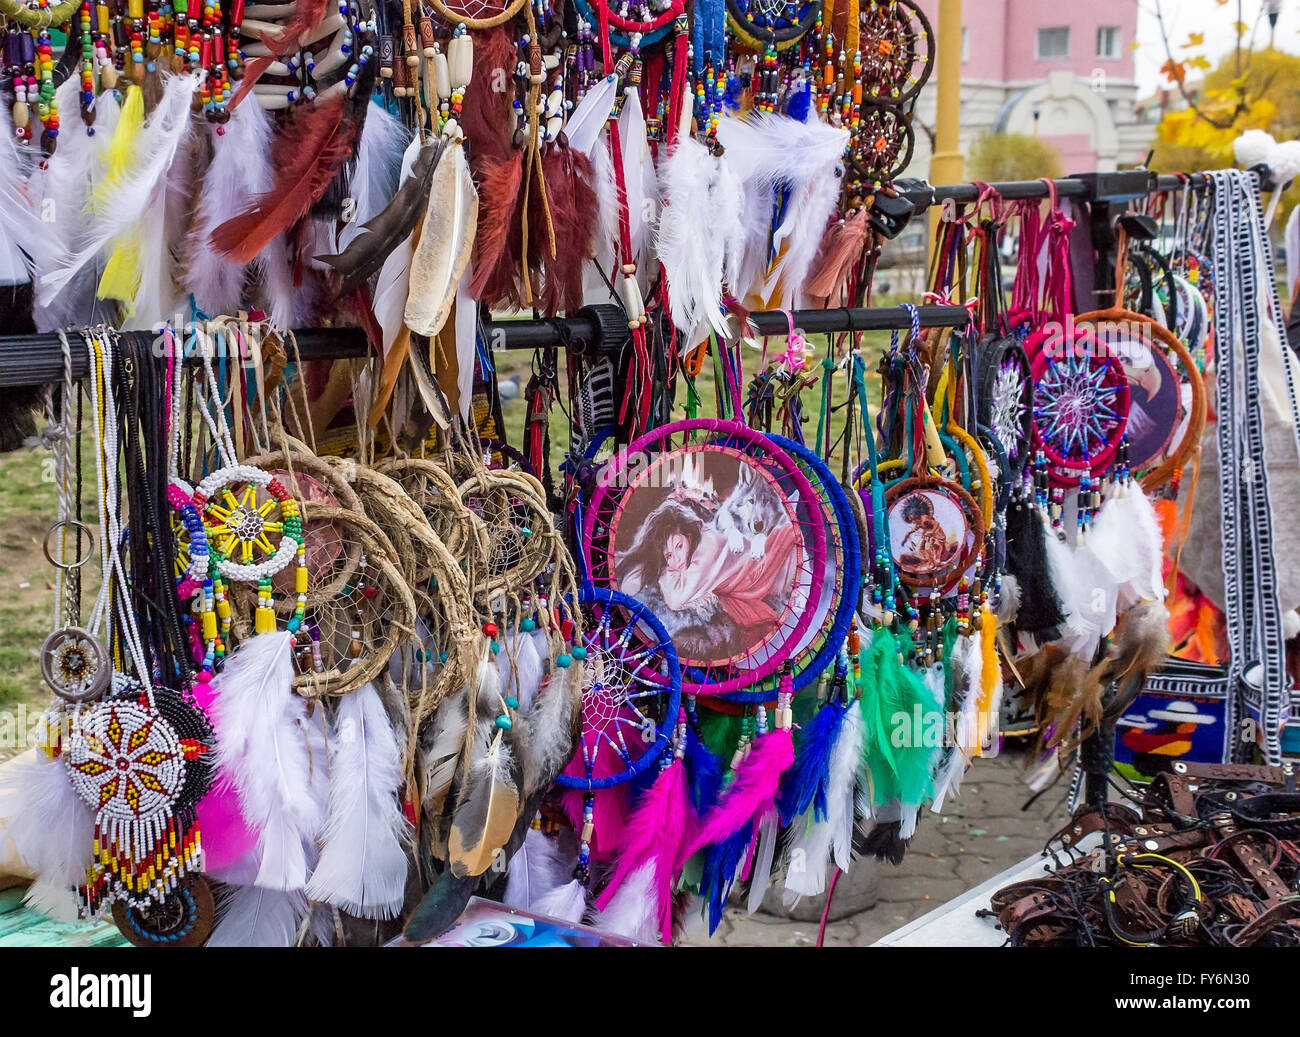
[613,452,808,664]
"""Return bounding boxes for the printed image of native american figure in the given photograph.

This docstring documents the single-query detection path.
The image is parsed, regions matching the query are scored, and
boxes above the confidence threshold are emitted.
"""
[613,450,805,665]
[889,490,964,577]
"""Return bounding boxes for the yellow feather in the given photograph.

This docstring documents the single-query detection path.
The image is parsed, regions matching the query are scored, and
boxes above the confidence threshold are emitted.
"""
[97,230,141,313]
[93,84,144,211]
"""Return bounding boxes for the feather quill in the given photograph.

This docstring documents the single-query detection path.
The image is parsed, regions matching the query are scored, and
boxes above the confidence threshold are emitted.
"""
[305,682,411,919]
[404,141,477,336]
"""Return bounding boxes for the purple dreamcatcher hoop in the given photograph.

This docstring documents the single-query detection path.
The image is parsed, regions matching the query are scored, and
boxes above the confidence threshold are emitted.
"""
[583,418,827,696]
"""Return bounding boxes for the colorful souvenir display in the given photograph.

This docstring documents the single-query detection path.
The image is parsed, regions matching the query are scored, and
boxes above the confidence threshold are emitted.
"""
[4,0,1291,952]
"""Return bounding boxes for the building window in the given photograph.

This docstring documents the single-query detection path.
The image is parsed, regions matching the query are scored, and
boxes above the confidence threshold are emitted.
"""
[1037,26,1070,60]
[1097,25,1121,60]
[961,27,969,63]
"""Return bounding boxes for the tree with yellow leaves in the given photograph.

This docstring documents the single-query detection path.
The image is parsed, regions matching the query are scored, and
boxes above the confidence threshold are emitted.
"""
[1151,47,1300,225]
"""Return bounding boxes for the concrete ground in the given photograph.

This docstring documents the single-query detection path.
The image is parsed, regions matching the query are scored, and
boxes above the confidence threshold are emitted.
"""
[686,747,1069,946]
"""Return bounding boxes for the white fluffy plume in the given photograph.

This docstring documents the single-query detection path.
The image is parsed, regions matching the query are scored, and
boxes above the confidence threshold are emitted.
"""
[588,860,659,943]
[504,826,573,911]
[185,101,274,317]
[2,748,94,895]
[211,630,327,892]
[656,135,744,348]
[714,112,848,306]
[0,104,53,286]
[207,884,308,947]
[306,682,411,919]
[37,73,200,305]
[32,83,120,331]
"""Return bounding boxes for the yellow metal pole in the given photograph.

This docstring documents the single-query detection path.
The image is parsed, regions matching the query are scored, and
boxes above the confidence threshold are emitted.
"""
[928,0,963,241]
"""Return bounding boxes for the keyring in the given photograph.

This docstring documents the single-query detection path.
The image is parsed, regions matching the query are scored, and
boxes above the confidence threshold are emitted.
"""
[43,520,96,570]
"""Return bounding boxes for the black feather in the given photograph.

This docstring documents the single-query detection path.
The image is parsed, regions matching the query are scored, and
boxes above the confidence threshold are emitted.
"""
[317,140,443,294]
[1005,501,1066,642]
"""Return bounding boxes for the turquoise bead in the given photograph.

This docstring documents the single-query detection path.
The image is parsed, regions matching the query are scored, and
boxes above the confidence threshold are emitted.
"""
[521,618,536,631]
[505,696,518,709]
[556,654,572,668]
[495,715,513,730]
[571,645,588,660]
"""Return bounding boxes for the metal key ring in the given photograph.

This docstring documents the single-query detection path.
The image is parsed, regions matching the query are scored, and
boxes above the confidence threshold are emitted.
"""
[43,520,96,570]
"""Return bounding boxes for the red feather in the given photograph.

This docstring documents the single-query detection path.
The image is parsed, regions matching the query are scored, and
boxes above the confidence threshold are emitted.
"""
[230,0,331,108]
[469,151,524,307]
[537,148,597,316]
[211,97,354,265]
[460,25,516,166]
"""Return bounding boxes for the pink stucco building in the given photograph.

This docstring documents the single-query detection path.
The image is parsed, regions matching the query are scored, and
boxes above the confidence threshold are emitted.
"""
[906,0,1153,177]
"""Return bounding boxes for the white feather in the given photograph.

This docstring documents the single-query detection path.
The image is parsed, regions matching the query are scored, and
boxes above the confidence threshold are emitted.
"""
[419,684,468,814]
[306,682,411,919]
[656,136,741,348]
[504,826,572,911]
[0,105,53,285]
[1088,482,1165,611]
[338,102,410,252]
[714,112,848,307]
[564,75,619,158]
[21,879,79,923]
[782,699,865,901]
[37,74,200,306]
[532,877,588,924]
[32,84,120,331]
[186,102,274,317]
[2,748,94,890]
[207,884,308,947]
[617,89,659,265]
[211,631,326,892]
[580,137,620,305]
[510,627,546,714]
[253,231,296,331]
[454,266,476,422]
[588,860,659,943]
[745,813,781,914]
[372,136,422,355]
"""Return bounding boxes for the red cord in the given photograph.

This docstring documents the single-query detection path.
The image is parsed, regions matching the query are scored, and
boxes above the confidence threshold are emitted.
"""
[817,867,841,947]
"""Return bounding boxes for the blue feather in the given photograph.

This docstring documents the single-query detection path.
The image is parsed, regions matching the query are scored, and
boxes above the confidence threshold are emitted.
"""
[776,697,847,826]
[699,821,753,933]
[786,78,812,123]
[723,73,744,112]
[685,725,725,812]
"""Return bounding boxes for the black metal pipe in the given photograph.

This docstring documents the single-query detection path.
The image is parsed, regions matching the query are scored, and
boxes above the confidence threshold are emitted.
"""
[0,304,974,388]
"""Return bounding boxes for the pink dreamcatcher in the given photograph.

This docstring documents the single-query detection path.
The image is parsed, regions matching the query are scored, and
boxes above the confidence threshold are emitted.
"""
[582,418,827,696]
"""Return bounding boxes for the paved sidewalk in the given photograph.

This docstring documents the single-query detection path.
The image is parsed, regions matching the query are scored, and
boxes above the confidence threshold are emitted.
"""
[687,748,1069,946]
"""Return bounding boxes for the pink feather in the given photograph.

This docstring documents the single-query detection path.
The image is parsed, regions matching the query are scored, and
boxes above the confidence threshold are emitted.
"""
[593,758,691,944]
[677,727,794,870]
[192,678,259,872]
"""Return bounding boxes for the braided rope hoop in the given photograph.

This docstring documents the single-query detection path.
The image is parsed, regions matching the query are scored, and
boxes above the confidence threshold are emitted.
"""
[1072,308,1206,495]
